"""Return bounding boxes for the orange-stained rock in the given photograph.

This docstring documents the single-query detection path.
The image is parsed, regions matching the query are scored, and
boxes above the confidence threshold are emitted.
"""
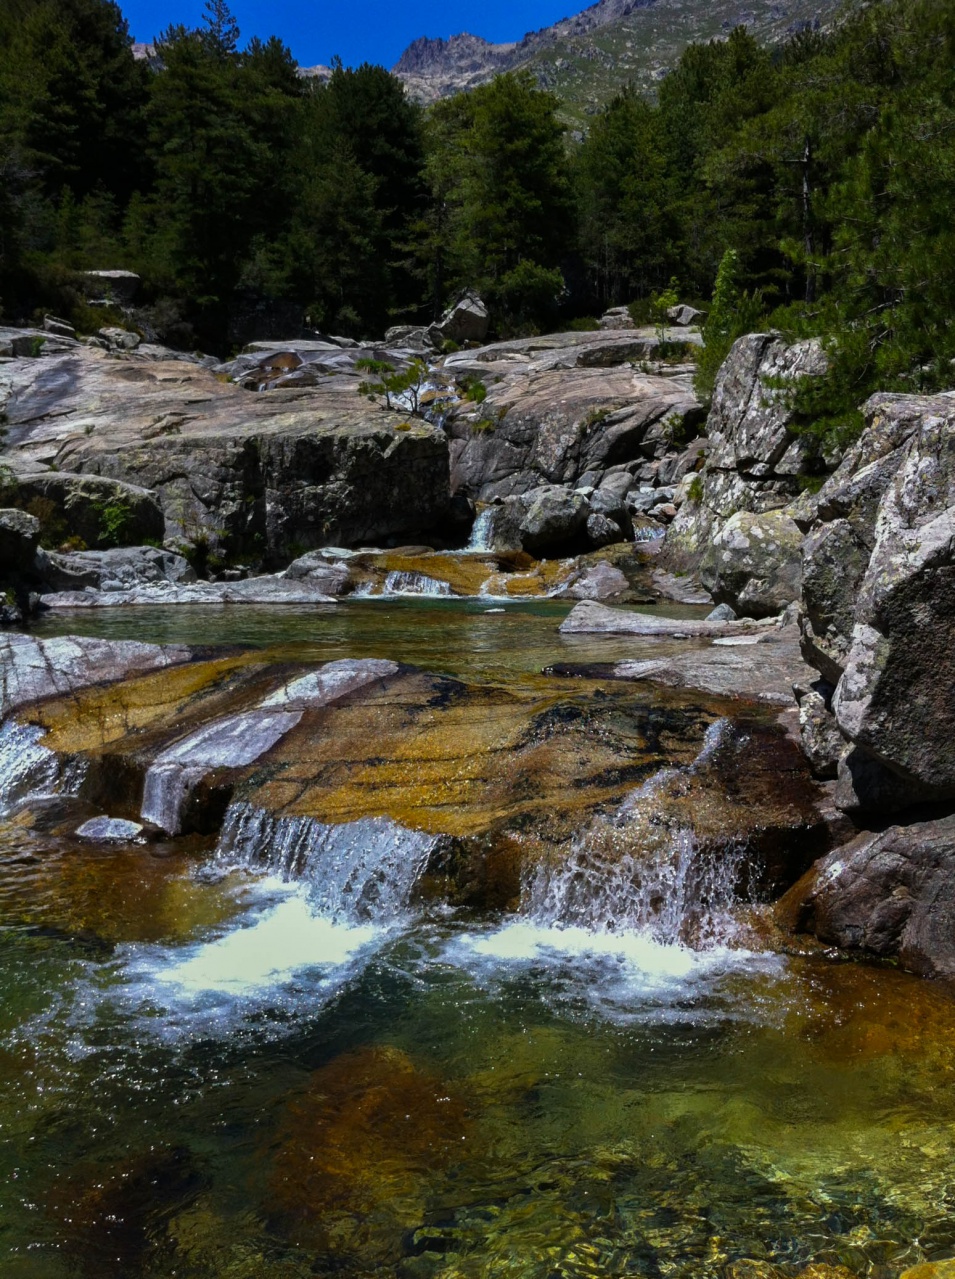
[900,1262,955,1279]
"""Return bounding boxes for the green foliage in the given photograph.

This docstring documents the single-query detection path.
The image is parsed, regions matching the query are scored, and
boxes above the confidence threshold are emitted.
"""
[2,0,955,415]
[566,316,600,331]
[686,473,704,504]
[91,495,133,546]
[694,249,765,401]
[461,379,488,404]
[357,358,440,416]
[417,72,571,333]
[650,278,680,343]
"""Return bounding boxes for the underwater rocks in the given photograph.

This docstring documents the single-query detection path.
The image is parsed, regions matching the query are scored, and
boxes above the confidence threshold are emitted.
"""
[268,1045,471,1261]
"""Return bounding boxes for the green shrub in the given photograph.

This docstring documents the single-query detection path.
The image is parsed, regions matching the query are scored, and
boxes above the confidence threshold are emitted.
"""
[694,250,765,404]
[566,316,600,332]
[92,496,134,547]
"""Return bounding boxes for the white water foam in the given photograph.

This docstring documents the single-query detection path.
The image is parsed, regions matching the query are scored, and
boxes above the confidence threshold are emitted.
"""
[149,884,378,997]
[440,716,779,1020]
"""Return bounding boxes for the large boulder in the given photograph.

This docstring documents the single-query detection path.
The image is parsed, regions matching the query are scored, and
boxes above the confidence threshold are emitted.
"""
[428,292,489,347]
[518,486,589,555]
[447,348,702,504]
[780,816,955,978]
[1,347,452,560]
[668,332,829,555]
[4,472,163,549]
[700,509,803,618]
[477,486,590,555]
[831,394,955,802]
[795,392,955,810]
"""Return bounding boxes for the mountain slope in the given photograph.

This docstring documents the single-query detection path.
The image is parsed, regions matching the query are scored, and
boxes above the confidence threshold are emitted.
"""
[389,0,844,126]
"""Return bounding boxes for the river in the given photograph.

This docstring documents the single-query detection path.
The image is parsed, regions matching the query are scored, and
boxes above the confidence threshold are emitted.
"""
[1,600,953,1278]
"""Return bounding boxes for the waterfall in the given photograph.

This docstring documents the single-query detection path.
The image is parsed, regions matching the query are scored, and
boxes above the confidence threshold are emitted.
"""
[141,710,302,835]
[0,719,86,815]
[382,571,452,597]
[215,801,439,923]
[524,718,744,949]
[468,508,495,551]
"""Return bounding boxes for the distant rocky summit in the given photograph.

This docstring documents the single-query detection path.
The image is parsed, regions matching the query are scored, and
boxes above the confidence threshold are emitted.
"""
[380,0,844,120]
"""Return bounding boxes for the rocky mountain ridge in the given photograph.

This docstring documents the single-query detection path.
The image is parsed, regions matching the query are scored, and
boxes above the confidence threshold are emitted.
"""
[383,0,840,121]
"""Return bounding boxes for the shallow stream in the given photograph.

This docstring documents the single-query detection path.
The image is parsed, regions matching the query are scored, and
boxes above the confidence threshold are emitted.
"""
[2,601,954,1278]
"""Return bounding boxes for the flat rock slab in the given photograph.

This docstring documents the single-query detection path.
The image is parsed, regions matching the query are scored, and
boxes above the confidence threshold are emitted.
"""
[0,632,195,717]
[559,599,774,638]
[546,628,811,705]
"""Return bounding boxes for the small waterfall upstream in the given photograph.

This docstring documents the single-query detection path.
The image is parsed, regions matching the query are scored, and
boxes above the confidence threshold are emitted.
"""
[382,570,452,597]
[0,719,86,815]
[468,508,495,552]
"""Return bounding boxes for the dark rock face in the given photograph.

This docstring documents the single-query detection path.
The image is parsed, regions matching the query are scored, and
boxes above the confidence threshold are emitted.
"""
[796,392,955,810]
[780,816,955,978]
[0,508,41,625]
[4,472,163,550]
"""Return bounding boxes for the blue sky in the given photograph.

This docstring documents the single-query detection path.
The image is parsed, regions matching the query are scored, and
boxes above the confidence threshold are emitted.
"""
[121,0,575,70]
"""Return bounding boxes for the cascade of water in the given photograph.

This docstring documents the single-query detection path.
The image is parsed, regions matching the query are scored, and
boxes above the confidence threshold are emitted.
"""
[467,508,495,552]
[141,710,302,835]
[524,718,745,949]
[0,719,86,815]
[382,570,452,597]
[215,801,438,923]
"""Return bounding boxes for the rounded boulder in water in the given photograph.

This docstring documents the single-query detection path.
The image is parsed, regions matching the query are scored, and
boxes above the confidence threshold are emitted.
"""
[75,816,144,843]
